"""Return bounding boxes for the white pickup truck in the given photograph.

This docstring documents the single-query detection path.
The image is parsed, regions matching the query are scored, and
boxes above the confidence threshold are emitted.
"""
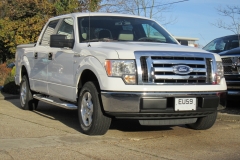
[15,13,227,135]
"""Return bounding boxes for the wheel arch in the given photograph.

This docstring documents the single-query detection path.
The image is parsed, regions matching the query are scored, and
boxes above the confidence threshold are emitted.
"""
[77,69,100,99]
[20,56,31,79]
[21,65,28,78]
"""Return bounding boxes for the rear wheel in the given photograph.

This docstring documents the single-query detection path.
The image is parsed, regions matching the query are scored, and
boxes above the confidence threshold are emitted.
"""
[186,111,217,130]
[20,75,38,110]
[78,81,111,135]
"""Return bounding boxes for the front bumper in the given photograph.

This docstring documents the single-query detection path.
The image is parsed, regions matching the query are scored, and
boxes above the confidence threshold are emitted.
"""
[101,91,226,119]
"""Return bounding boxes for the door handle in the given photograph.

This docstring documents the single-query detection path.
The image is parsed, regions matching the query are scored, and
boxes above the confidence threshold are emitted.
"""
[48,52,53,60]
[34,52,38,59]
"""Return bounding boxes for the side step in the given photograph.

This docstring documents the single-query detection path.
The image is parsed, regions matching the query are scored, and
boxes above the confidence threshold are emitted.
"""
[33,94,77,110]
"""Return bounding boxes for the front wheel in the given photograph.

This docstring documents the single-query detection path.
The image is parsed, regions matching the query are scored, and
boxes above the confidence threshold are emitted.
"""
[78,81,111,135]
[20,75,38,110]
[186,111,217,130]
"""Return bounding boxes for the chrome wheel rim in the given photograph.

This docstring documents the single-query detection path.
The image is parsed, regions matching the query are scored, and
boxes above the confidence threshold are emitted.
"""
[81,92,93,127]
[20,81,27,107]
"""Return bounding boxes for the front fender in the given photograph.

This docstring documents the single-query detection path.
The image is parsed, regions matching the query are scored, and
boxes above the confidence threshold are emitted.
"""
[74,56,107,90]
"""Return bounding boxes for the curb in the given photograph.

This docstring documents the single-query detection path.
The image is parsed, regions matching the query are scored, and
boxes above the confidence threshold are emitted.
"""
[217,112,240,121]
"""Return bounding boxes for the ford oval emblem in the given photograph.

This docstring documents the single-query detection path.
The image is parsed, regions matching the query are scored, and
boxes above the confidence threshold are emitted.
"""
[173,65,193,74]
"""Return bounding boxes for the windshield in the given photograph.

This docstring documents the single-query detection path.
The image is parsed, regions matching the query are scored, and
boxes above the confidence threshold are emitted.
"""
[203,35,240,53]
[77,16,178,44]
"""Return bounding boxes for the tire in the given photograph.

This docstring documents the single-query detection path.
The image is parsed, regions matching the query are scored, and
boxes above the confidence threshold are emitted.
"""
[20,75,38,110]
[78,81,111,135]
[186,111,217,130]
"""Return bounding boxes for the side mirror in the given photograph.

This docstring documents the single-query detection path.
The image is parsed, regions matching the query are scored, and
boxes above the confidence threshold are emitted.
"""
[50,35,74,48]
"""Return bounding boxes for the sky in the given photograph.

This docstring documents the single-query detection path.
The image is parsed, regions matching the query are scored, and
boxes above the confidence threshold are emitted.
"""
[161,0,240,47]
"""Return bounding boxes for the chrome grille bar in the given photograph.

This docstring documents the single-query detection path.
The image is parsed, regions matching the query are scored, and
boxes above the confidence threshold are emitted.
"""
[152,60,205,65]
[134,51,215,85]
[154,67,206,72]
[155,75,206,80]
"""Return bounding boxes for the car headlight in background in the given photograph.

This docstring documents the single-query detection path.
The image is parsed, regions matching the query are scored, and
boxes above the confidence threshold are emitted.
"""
[105,60,137,84]
[213,61,224,84]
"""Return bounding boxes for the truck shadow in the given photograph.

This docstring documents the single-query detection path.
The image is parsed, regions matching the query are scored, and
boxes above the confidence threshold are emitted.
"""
[110,119,173,132]
[219,100,240,115]
[9,100,174,133]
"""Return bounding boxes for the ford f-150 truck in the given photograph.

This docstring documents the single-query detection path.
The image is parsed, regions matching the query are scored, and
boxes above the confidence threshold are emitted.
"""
[15,13,227,135]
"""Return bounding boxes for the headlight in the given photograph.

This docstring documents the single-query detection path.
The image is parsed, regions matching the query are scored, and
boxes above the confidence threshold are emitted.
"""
[213,61,224,84]
[105,60,137,84]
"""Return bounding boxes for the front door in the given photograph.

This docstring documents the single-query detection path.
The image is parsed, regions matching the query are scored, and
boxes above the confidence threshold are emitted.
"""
[47,48,76,101]
[47,18,78,101]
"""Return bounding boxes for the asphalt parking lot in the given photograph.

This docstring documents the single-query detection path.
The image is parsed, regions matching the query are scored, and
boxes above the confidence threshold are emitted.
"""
[0,95,240,160]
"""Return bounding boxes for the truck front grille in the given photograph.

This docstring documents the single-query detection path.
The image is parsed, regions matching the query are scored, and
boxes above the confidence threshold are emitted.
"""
[135,52,215,85]
[222,57,240,75]
[221,57,240,90]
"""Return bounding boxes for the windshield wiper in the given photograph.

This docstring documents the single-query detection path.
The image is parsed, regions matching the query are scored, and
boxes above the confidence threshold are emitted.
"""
[137,37,165,43]
[82,38,114,43]
[82,39,99,42]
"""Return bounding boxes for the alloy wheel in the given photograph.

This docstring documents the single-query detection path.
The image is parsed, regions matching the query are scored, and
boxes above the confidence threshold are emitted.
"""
[81,92,93,127]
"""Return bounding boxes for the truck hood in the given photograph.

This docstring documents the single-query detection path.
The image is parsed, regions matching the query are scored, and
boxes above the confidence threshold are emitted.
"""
[219,47,240,57]
[91,42,210,59]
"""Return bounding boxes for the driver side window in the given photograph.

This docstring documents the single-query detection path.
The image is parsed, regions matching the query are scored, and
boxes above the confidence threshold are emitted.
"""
[57,18,74,40]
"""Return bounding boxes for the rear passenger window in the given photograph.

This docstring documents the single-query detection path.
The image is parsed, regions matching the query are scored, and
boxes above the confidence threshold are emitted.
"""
[40,20,59,45]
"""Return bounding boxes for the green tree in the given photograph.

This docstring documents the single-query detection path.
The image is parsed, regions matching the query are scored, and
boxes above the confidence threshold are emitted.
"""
[0,0,101,63]
[54,0,82,15]
[0,0,55,62]
[89,0,102,12]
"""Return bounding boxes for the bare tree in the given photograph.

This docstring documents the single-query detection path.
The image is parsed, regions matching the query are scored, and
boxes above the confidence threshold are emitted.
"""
[213,5,240,34]
[99,0,177,25]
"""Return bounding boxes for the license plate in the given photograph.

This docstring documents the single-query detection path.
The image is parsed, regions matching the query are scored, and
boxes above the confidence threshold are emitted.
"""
[175,98,196,111]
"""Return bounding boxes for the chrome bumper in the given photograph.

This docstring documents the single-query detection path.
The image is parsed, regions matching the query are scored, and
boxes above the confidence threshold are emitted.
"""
[101,91,226,118]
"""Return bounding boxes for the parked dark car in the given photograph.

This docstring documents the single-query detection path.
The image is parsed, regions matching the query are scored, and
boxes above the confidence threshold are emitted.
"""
[203,35,240,53]
[203,35,240,98]
[219,47,240,97]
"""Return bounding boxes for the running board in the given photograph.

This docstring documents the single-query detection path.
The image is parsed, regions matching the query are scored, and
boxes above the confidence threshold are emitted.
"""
[33,94,77,110]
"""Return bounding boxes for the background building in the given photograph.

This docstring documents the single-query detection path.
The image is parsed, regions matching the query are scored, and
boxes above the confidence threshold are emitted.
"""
[174,36,199,47]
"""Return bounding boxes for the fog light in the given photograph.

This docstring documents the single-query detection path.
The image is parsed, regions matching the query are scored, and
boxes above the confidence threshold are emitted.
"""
[123,75,136,84]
